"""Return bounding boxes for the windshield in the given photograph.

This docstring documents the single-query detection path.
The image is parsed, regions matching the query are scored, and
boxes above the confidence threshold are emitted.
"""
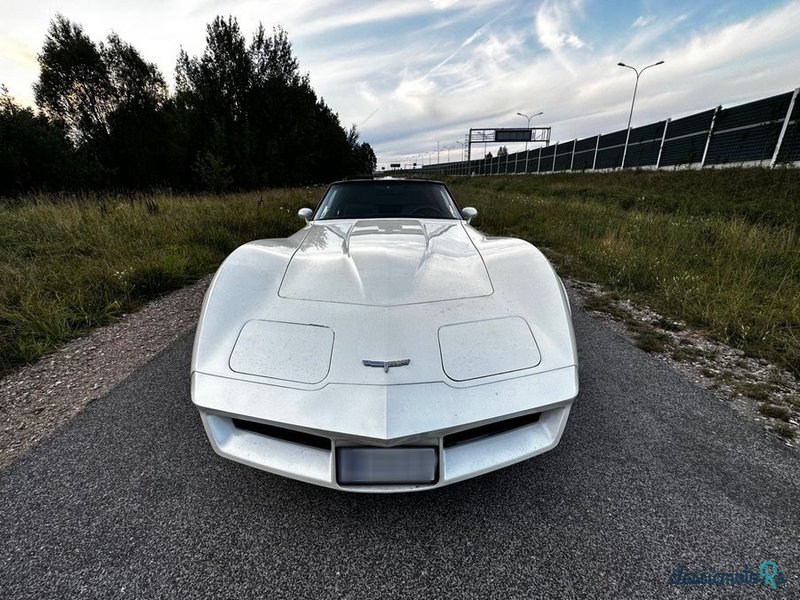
[314,181,461,220]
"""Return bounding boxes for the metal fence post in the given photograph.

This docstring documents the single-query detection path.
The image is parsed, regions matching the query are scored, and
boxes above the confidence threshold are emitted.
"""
[771,87,799,167]
[569,139,577,171]
[552,142,558,172]
[592,135,600,171]
[701,106,720,168]
[656,119,670,169]
[622,129,630,169]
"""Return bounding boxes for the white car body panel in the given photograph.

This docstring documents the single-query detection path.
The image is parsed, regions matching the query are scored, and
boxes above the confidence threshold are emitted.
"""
[191,181,578,492]
[279,220,493,305]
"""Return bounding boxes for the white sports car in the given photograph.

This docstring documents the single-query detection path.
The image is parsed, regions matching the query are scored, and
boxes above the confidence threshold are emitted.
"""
[191,178,578,492]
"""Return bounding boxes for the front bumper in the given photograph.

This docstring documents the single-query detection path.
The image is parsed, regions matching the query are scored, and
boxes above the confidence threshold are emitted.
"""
[192,365,577,492]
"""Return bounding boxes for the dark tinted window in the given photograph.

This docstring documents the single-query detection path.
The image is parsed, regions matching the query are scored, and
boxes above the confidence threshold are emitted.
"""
[314,181,460,220]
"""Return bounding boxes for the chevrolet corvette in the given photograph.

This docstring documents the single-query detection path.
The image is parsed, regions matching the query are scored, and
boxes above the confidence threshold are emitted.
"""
[191,178,578,492]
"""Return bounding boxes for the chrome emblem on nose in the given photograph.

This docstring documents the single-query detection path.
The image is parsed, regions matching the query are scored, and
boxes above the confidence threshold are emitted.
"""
[362,359,411,373]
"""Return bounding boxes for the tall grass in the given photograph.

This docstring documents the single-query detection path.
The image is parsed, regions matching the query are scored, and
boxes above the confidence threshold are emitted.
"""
[0,189,318,374]
[2,169,798,379]
[447,167,799,225]
[449,169,800,376]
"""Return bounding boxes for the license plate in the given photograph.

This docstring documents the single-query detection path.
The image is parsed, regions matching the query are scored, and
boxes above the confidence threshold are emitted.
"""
[336,446,438,485]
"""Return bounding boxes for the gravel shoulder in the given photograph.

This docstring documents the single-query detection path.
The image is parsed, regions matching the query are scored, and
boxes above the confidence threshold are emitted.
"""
[0,276,211,469]
[563,278,799,450]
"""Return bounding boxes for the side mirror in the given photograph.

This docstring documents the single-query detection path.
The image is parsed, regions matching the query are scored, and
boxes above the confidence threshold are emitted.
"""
[461,207,478,223]
[297,208,313,223]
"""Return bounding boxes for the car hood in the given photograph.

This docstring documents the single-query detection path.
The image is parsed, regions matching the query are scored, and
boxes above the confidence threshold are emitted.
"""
[278,219,493,306]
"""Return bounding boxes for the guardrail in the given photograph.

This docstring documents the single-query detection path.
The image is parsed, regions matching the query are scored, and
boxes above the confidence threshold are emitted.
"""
[416,88,800,176]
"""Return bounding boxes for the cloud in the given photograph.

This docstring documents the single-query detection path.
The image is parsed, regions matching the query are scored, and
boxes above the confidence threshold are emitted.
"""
[0,38,38,70]
[535,0,586,74]
[392,74,438,112]
[561,32,584,48]
[2,0,799,169]
[431,0,460,8]
[357,82,380,105]
[631,15,656,28]
[679,1,800,74]
[373,1,800,165]
[0,37,39,107]
[291,0,506,37]
[622,11,682,53]
[476,30,526,70]
[427,19,496,76]
[535,0,585,48]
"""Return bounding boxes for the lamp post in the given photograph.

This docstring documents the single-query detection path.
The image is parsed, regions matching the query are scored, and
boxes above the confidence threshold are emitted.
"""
[618,60,664,168]
[456,140,466,176]
[516,110,543,173]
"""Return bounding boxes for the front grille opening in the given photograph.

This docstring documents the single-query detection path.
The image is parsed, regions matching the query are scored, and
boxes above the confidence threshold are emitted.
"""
[443,412,541,448]
[232,418,331,450]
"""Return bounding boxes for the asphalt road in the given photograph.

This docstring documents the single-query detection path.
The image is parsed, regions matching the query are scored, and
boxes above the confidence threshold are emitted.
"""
[2,308,798,599]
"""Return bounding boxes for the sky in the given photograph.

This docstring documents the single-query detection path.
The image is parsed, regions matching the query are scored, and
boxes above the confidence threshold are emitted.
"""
[2,0,799,169]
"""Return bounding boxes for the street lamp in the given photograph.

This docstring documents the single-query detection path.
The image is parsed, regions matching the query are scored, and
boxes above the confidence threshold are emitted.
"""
[516,110,543,173]
[456,140,466,176]
[618,60,664,168]
[443,145,455,162]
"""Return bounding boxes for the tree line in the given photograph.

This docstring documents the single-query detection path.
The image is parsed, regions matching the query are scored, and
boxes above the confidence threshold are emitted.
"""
[0,15,377,197]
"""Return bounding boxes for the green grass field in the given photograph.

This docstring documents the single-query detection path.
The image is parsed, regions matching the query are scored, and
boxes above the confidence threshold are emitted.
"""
[1,168,798,378]
[0,189,317,375]
[447,168,800,377]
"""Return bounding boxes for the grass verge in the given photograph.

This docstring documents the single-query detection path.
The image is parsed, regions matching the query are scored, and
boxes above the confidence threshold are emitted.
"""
[0,189,317,375]
[2,168,799,380]
[447,168,800,377]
